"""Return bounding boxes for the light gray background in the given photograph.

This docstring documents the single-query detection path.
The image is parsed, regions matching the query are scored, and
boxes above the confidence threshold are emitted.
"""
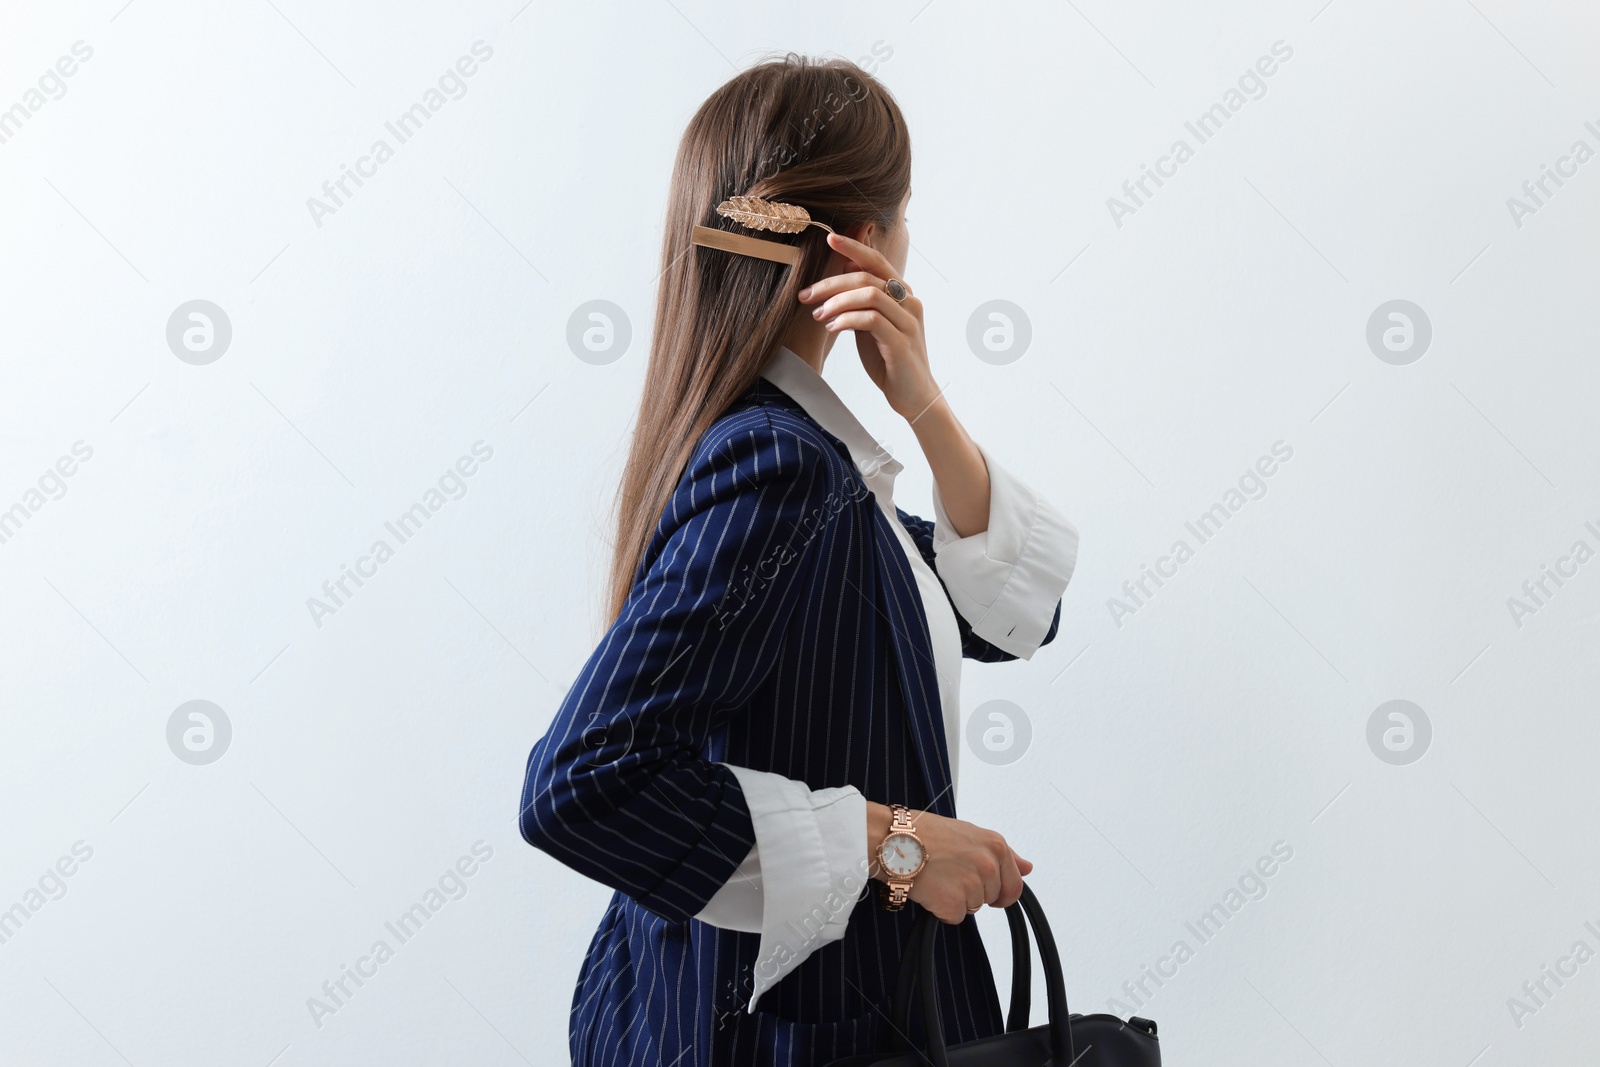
[2,0,1597,1064]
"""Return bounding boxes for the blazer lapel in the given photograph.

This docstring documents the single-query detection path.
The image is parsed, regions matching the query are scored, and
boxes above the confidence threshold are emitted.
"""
[870,506,956,818]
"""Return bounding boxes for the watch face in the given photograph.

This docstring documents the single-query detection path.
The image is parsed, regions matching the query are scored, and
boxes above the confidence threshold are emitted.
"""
[880,832,925,878]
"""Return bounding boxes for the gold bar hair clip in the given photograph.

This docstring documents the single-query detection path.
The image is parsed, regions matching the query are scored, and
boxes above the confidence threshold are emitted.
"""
[689,196,834,267]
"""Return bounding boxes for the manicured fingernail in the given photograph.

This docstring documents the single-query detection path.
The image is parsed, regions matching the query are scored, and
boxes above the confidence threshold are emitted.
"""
[812,307,823,319]
[798,287,812,300]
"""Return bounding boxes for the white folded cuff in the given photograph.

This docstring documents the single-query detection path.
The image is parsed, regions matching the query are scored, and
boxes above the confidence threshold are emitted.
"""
[930,442,1079,659]
[692,764,870,1012]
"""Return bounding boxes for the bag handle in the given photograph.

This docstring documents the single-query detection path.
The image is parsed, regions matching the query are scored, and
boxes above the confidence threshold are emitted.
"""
[1004,902,1031,1032]
[886,897,1033,1051]
[894,884,1075,1066]
[886,916,928,1047]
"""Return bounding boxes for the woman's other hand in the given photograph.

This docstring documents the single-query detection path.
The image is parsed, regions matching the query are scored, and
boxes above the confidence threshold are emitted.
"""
[799,232,938,421]
[867,802,1032,924]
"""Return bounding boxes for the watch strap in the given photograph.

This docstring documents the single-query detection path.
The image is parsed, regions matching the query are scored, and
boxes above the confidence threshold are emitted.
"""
[880,804,921,911]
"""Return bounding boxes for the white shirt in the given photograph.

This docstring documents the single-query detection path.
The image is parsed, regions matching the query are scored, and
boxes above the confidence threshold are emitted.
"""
[694,345,1079,1011]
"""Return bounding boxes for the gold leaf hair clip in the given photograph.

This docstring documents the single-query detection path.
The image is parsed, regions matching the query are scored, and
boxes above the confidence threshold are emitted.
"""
[689,195,833,266]
[715,196,834,235]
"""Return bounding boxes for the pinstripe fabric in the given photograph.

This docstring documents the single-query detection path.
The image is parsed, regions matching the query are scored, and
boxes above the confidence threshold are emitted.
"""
[520,378,1063,1067]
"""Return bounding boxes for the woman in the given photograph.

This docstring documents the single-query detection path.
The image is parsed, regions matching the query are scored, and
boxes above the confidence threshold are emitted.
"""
[519,54,1078,1066]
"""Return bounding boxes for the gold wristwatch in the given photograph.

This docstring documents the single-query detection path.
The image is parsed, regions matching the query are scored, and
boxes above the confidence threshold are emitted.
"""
[876,804,928,911]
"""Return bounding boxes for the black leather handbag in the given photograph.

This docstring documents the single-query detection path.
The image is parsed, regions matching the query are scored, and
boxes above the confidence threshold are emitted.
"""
[826,884,1161,1066]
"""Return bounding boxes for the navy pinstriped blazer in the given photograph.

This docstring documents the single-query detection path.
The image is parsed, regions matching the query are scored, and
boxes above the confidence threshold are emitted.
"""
[519,376,1062,1067]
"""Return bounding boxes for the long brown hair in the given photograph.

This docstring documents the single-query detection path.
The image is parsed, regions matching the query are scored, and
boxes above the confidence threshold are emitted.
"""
[604,54,912,624]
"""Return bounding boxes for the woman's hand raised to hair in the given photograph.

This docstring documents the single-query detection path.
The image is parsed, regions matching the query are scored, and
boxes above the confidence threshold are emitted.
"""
[801,228,994,539]
[867,802,1033,924]
[799,232,940,422]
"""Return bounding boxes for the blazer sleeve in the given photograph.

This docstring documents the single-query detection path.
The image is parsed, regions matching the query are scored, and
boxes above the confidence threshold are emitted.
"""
[894,442,1078,663]
[518,413,837,923]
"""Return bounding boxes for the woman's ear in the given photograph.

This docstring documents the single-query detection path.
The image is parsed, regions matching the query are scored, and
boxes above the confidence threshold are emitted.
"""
[823,222,874,275]
[843,221,877,249]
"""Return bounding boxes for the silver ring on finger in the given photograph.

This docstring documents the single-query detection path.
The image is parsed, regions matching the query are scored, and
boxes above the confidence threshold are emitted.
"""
[885,277,909,302]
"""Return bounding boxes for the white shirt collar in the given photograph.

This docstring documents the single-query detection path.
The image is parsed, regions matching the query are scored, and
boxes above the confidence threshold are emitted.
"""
[760,345,903,501]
